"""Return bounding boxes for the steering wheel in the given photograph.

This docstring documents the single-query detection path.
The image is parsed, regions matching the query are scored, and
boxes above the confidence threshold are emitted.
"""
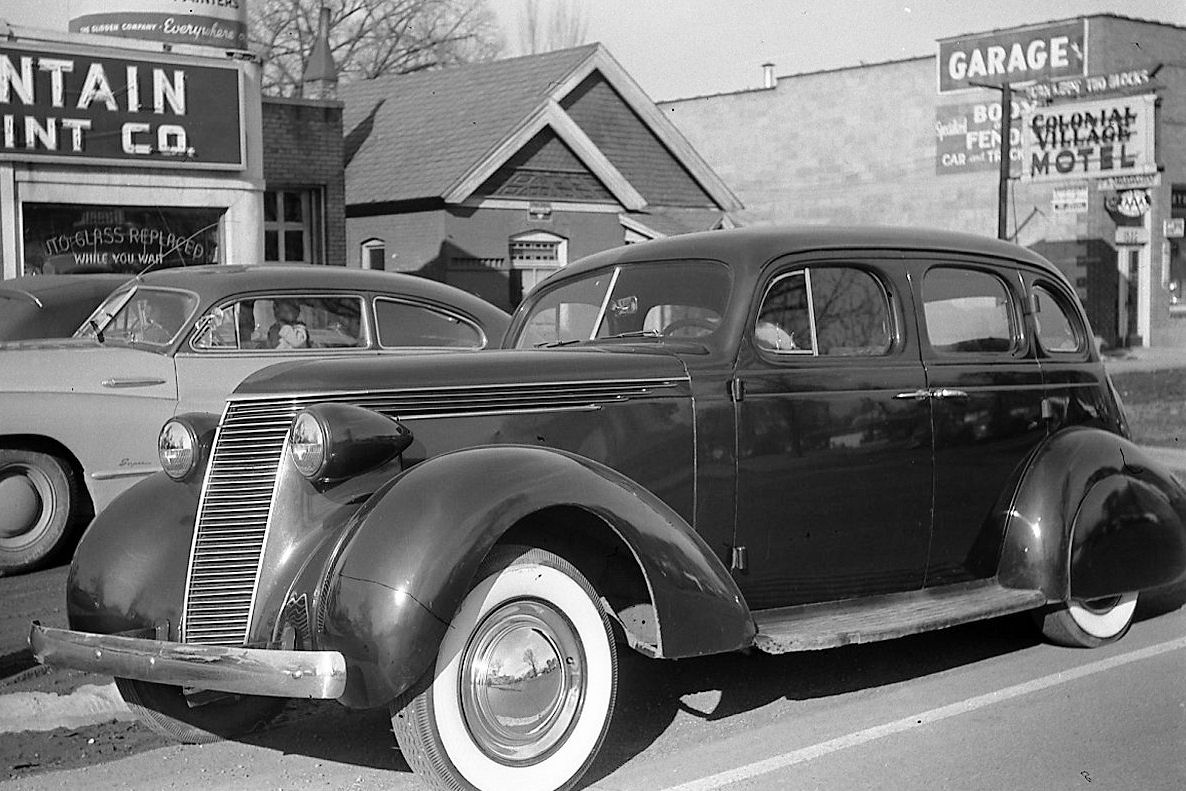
[661,316,718,336]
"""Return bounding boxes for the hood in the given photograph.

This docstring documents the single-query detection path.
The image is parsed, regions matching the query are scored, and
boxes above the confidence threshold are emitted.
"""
[0,337,101,352]
[233,346,690,398]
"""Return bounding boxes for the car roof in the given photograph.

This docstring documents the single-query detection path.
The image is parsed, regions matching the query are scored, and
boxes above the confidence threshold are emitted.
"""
[0,273,130,307]
[560,225,1063,279]
[130,265,509,322]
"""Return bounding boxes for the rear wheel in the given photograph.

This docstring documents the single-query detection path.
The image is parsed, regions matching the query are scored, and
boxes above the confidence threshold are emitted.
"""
[1037,592,1138,648]
[392,545,618,791]
[0,449,79,574]
[115,678,285,744]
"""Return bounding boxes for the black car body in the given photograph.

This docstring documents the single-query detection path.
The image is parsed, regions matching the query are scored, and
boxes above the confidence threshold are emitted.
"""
[33,227,1186,791]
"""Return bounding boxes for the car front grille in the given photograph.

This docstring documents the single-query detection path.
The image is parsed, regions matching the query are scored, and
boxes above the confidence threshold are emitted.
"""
[181,399,301,646]
[180,377,686,647]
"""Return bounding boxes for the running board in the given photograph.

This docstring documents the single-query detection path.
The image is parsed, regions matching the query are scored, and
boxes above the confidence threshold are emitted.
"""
[751,581,1047,653]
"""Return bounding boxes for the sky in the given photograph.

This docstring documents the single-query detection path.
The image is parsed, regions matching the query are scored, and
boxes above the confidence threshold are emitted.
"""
[3,0,1186,101]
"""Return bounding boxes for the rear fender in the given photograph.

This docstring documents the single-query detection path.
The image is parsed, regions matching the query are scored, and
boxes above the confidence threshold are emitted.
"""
[319,444,752,708]
[999,427,1186,599]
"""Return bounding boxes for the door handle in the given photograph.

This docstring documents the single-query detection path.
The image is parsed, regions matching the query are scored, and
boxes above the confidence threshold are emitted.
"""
[894,389,931,401]
[930,388,969,400]
[102,377,167,388]
[893,388,969,401]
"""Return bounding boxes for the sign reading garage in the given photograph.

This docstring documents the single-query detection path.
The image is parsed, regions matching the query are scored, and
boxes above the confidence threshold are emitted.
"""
[938,20,1086,93]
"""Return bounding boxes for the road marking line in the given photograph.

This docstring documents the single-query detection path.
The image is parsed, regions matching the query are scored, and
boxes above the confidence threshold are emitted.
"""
[656,635,1186,791]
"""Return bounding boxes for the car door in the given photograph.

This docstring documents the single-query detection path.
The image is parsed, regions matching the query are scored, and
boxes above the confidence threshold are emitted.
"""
[912,259,1047,586]
[174,292,376,415]
[732,258,934,609]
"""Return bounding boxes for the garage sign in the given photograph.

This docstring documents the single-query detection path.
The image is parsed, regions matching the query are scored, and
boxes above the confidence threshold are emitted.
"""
[1020,94,1156,182]
[938,21,1086,93]
[0,44,244,169]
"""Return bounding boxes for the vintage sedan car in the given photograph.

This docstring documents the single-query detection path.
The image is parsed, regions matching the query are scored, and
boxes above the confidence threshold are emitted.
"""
[32,227,1186,791]
[0,273,129,341]
[0,265,509,573]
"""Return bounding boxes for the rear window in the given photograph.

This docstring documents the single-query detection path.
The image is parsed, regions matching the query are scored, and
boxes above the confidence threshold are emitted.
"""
[922,268,1017,354]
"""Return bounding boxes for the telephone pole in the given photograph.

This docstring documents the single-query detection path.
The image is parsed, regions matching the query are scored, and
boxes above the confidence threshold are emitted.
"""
[969,81,1013,240]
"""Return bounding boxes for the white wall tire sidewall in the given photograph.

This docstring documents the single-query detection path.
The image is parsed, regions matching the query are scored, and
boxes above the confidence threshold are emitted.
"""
[431,563,614,791]
[1068,593,1138,639]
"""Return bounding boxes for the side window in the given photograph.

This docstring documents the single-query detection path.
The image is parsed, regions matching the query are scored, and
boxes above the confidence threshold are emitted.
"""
[756,266,892,356]
[193,296,364,350]
[922,268,1016,354]
[375,298,484,349]
[1033,283,1083,353]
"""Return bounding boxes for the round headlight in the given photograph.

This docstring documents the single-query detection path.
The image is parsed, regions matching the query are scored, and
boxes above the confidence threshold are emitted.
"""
[159,419,197,480]
[289,411,327,479]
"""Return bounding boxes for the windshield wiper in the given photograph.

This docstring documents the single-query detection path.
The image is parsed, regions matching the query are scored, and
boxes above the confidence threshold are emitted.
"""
[88,319,105,344]
[605,330,661,340]
[535,337,585,348]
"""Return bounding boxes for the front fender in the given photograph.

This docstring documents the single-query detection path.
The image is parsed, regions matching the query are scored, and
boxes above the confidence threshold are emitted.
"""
[319,444,751,707]
[66,471,199,638]
[999,427,1186,599]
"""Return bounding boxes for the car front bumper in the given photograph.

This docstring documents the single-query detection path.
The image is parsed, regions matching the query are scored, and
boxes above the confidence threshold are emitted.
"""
[28,623,347,700]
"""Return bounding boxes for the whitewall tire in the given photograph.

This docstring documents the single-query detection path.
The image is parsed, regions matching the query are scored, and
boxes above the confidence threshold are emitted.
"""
[1037,592,1138,648]
[392,545,618,791]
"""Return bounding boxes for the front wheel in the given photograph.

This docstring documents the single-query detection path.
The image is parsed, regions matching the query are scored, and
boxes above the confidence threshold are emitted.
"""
[0,449,80,574]
[392,545,618,791]
[1036,592,1138,648]
[115,678,286,744]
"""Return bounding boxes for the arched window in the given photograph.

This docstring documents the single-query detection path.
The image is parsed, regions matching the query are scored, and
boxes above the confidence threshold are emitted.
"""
[360,238,386,271]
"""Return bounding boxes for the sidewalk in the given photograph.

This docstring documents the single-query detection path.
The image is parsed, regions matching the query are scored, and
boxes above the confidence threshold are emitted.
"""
[1102,345,1186,374]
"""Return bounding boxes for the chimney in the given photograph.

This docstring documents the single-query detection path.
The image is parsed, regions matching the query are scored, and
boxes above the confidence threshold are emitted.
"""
[301,6,337,100]
[762,62,776,89]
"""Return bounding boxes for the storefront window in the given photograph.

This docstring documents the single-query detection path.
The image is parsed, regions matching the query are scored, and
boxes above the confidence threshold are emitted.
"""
[22,204,222,275]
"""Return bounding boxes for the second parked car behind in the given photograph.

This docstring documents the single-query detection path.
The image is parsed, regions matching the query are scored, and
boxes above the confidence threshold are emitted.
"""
[0,265,509,573]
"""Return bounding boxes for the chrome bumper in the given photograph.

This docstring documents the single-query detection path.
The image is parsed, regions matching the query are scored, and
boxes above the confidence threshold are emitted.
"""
[29,623,347,700]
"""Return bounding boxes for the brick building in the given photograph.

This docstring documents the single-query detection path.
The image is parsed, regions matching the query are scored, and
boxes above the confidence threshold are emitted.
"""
[661,15,1186,349]
[261,97,345,266]
[340,44,741,311]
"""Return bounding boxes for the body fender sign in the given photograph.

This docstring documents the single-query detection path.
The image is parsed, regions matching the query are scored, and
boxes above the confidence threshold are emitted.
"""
[0,44,243,169]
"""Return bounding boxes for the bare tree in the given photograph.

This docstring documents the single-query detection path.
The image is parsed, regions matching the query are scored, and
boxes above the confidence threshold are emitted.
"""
[517,0,589,55]
[251,0,505,97]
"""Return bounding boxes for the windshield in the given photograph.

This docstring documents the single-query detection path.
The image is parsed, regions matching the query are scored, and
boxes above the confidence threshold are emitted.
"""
[74,285,198,350]
[512,260,732,349]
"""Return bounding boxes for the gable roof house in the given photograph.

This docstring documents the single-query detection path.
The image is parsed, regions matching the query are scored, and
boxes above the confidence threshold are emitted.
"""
[340,44,742,310]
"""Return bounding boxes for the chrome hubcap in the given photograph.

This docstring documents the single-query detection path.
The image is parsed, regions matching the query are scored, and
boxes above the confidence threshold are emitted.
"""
[459,599,585,765]
[0,466,52,546]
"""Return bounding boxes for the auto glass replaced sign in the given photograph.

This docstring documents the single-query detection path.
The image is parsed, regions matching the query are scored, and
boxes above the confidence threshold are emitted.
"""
[1020,94,1156,182]
[938,21,1085,93]
[0,45,243,168]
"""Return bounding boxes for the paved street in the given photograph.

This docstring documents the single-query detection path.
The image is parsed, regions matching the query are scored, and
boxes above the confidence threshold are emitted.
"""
[3,560,1184,790]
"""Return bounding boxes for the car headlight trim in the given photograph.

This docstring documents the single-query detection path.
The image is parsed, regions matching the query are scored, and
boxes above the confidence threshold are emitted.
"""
[289,410,327,479]
[159,419,198,480]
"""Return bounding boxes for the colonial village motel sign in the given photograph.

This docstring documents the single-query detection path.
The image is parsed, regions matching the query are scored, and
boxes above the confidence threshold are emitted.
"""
[0,44,243,169]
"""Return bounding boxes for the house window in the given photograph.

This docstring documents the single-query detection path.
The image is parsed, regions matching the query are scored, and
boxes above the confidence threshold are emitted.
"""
[509,231,567,303]
[361,238,386,270]
[264,190,321,264]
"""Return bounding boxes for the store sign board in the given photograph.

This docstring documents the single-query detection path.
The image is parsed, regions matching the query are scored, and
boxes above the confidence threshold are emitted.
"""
[1023,67,1154,102]
[934,97,1033,176]
[0,44,244,169]
[1115,226,1149,246]
[69,0,248,51]
[1052,186,1088,215]
[937,21,1086,94]
[1020,94,1156,182]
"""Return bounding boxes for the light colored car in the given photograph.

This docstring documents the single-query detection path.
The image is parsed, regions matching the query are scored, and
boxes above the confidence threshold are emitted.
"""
[0,265,509,573]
